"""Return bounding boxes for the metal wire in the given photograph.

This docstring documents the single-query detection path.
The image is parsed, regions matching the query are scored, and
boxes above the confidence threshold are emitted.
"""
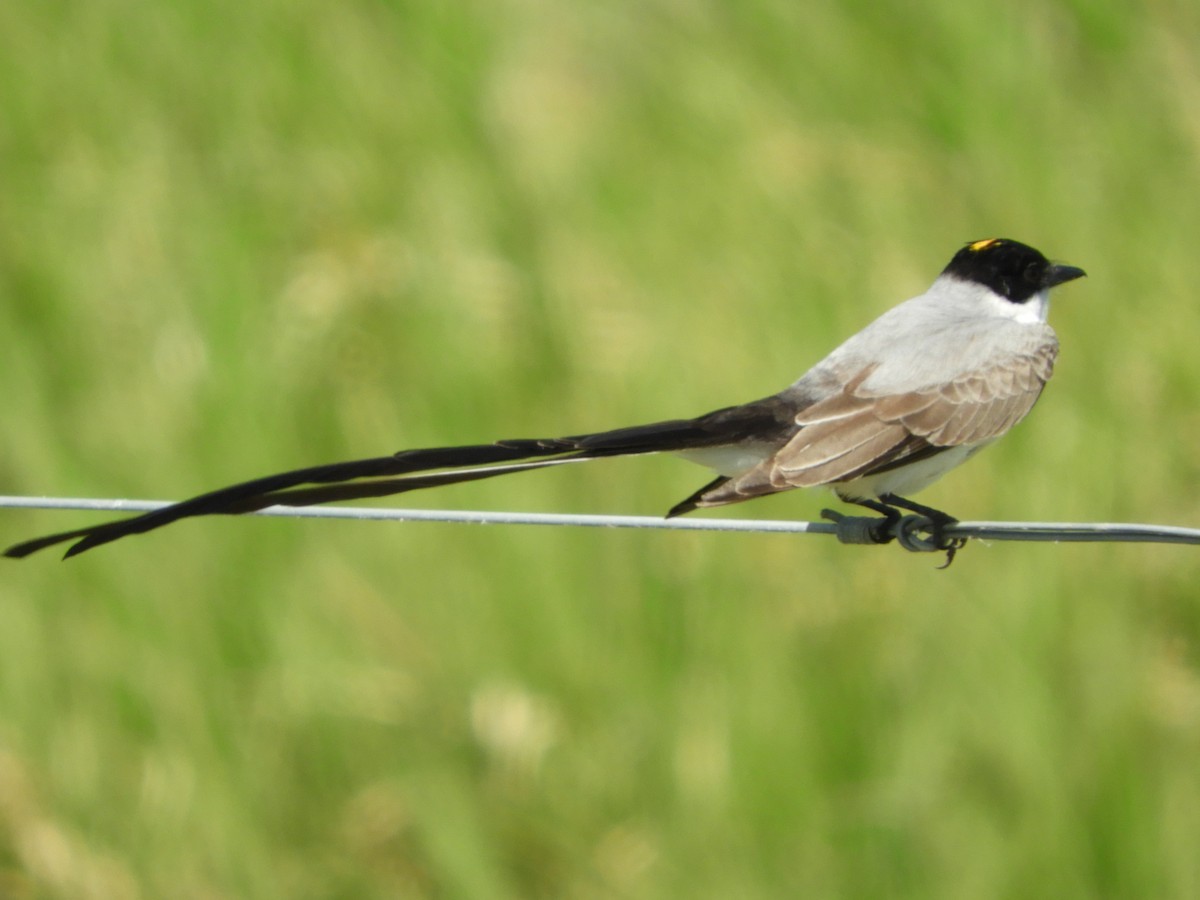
[3,495,1200,546]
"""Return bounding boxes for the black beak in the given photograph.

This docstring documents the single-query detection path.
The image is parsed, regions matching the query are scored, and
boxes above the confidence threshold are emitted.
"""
[1043,263,1086,288]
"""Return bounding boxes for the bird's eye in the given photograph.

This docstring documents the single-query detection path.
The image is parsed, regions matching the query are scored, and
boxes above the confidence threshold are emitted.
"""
[1023,262,1041,283]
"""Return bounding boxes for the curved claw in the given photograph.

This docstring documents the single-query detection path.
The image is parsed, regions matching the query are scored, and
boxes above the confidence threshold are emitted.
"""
[900,516,967,568]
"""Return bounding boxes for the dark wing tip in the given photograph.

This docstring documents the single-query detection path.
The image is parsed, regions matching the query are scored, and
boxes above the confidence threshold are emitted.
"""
[664,500,695,519]
[666,475,731,518]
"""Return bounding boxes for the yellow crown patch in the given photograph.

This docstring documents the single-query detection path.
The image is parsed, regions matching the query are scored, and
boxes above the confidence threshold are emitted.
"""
[969,238,1000,252]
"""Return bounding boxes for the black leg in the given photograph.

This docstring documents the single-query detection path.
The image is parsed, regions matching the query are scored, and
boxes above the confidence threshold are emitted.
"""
[878,494,956,525]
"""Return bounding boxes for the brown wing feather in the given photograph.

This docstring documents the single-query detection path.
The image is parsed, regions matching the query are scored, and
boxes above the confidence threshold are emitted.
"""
[901,344,1056,447]
[706,343,1057,501]
[779,420,914,486]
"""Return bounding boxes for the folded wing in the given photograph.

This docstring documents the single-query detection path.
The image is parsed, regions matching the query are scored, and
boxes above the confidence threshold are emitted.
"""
[692,342,1057,505]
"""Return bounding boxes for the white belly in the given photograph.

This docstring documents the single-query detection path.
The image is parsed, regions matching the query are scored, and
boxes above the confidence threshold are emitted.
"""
[833,440,994,501]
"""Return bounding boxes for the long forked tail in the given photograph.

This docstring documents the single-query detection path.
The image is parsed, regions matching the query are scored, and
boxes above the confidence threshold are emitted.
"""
[3,406,782,559]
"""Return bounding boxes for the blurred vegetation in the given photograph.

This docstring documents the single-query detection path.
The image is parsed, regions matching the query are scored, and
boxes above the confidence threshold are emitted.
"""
[3,0,1200,896]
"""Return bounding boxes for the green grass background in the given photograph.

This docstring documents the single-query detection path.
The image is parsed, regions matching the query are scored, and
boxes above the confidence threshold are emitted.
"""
[4,0,1200,897]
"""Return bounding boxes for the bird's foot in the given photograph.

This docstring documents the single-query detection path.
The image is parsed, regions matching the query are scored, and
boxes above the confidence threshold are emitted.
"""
[878,494,966,568]
[822,495,966,568]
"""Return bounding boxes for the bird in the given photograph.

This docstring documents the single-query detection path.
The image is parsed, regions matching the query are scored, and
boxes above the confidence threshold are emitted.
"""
[4,237,1085,560]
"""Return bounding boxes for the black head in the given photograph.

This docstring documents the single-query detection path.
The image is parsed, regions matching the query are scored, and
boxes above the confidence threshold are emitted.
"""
[941,238,1086,303]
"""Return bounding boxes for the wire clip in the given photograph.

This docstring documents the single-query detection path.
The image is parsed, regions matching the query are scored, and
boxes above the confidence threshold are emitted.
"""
[820,509,967,567]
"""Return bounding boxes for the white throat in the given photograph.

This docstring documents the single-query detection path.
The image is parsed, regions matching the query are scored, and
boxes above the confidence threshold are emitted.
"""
[980,284,1051,324]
